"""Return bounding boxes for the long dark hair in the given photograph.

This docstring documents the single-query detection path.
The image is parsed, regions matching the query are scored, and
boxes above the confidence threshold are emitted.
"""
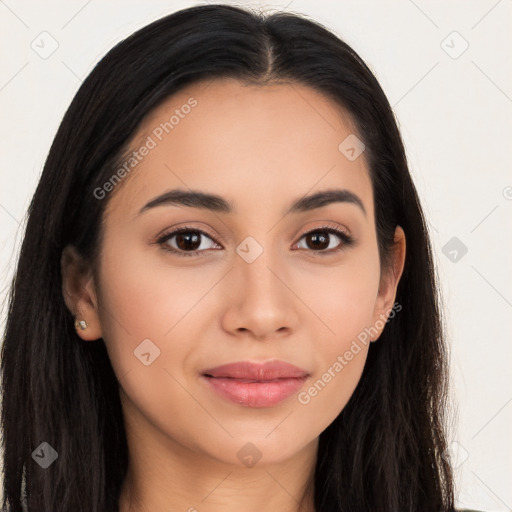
[1,4,454,511]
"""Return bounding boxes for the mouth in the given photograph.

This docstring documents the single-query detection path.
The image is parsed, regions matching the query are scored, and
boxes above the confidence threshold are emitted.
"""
[200,360,310,408]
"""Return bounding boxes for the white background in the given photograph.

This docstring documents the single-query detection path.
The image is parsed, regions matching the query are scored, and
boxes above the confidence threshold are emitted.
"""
[1,1,511,510]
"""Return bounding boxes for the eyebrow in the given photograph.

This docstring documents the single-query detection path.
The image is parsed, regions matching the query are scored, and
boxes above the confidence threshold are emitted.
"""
[138,187,367,218]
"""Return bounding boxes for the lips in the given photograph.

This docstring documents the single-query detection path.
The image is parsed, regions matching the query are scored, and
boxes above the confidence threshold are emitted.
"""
[202,360,309,380]
[201,360,310,407]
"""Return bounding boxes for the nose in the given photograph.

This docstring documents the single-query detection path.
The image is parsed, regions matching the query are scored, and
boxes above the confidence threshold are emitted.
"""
[220,245,299,341]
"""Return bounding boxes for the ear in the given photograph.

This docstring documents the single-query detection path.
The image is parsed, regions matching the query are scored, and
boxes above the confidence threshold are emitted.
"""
[370,225,406,342]
[61,245,103,341]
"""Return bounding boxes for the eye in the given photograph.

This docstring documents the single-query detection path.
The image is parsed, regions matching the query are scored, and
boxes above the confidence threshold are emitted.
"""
[156,227,221,257]
[155,224,355,257]
[294,225,355,255]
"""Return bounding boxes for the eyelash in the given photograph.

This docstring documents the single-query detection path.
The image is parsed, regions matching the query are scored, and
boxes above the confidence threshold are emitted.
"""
[155,224,355,258]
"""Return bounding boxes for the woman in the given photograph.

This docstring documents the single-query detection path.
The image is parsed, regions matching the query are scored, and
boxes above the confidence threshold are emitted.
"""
[1,4,466,511]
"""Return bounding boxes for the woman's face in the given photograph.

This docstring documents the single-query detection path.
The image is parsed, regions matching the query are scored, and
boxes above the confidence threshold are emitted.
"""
[65,77,405,468]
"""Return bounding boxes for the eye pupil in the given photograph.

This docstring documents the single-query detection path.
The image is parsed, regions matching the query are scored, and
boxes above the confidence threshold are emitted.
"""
[176,232,201,251]
[307,232,329,250]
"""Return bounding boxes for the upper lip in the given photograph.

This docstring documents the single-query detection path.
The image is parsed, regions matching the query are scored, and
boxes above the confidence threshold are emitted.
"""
[202,360,310,380]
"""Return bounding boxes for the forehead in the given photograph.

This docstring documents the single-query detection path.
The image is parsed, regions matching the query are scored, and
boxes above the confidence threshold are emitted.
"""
[104,77,373,223]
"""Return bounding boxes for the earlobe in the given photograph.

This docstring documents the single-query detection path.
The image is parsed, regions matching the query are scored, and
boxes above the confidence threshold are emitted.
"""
[61,245,103,341]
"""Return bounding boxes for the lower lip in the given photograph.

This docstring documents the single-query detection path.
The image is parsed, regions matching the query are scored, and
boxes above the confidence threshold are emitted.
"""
[201,375,308,407]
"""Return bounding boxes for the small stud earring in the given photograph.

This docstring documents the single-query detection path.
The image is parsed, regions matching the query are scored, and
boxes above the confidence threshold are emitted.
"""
[75,319,88,330]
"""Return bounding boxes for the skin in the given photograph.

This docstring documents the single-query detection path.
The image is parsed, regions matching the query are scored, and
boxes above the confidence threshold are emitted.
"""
[61,77,406,512]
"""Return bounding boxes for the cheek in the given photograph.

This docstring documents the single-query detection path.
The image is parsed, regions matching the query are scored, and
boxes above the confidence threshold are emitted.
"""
[297,251,381,345]
[295,269,375,426]
[98,237,224,331]
[94,247,212,437]
[95,241,219,382]
[298,344,369,432]
[292,253,379,422]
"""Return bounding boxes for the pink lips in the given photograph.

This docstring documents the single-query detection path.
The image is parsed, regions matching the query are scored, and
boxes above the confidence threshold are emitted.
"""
[201,360,310,408]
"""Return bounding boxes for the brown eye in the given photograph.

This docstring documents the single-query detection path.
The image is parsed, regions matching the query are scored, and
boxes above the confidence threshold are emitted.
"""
[157,228,220,257]
[295,227,354,254]
[174,231,202,251]
[303,231,331,250]
[156,225,355,258]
